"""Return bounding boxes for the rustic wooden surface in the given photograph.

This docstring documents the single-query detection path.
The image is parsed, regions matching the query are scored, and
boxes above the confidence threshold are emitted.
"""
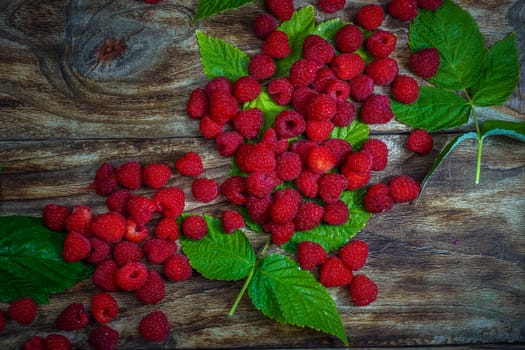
[0,0,524,348]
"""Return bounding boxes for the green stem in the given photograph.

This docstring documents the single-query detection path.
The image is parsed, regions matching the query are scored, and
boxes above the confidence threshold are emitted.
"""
[475,137,483,184]
[464,89,483,184]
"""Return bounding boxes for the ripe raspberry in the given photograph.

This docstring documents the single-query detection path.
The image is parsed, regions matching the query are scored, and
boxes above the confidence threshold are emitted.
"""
[349,74,374,102]
[8,298,37,325]
[262,128,289,155]
[92,259,119,292]
[356,4,385,30]
[253,13,277,40]
[267,77,294,105]
[318,0,345,13]
[294,201,324,232]
[233,108,263,139]
[54,303,89,331]
[306,120,335,143]
[321,138,352,166]
[191,178,219,203]
[274,110,306,139]
[182,215,208,240]
[270,188,302,224]
[245,171,279,198]
[307,145,336,173]
[407,129,433,155]
[186,87,208,119]
[388,0,418,21]
[91,212,126,243]
[86,237,111,265]
[344,170,371,190]
[164,253,192,281]
[22,336,43,350]
[339,239,368,270]
[289,58,321,87]
[233,76,262,103]
[331,53,365,80]
[350,274,378,306]
[323,199,350,225]
[334,24,363,53]
[65,205,93,235]
[417,0,443,10]
[248,53,276,80]
[365,57,399,85]
[62,231,91,262]
[94,162,118,196]
[116,161,142,190]
[410,48,440,78]
[135,269,165,304]
[319,257,353,287]
[312,67,337,92]
[209,91,238,124]
[113,240,144,267]
[143,163,171,189]
[303,35,335,64]
[296,241,327,270]
[139,311,170,342]
[262,30,291,59]
[236,143,276,173]
[155,217,179,241]
[106,189,131,214]
[364,183,393,213]
[319,173,349,204]
[205,76,232,97]
[199,115,224,139]
[144,238,177,264]
[43,203,70,232]
[127,196,157,225]
[91,292,118,324]
[292,86,318,116]
[215,131,244,157]
[389,175,421,203]
[265,0,294,21]
[43,334,72,350]
[360,94,394,124]
[246,195,272,225]
[124,217,149,243]
[392,75,419,104]
[174,152,203,178]
[275,152,302,181]
[295,170,321,198]
[153,186,185,218]
[221,210,245,233]
[266,221,295,245]
[332,100,356,127]
[306,93,336,121]
[221,176,247,206]
[343,150,373,174]
[115,261,148,291]
[324,79,350,102]
[0,310,5,332]
[361,138,388,171]
[290,139,317,163]
[89,325,119,350]
[366,30,397,58]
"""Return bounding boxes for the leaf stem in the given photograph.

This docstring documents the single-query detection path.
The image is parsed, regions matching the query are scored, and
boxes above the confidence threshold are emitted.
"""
[464,89,483,184]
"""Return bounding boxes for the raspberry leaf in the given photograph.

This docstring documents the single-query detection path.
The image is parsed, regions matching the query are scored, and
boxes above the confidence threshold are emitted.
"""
[244,89,289,135]
[194,0,254,23]
[330,120,370,149]
[481,120,525,142]
[0,216,94,304]
[180,215,256,281]
[248,254,348,345]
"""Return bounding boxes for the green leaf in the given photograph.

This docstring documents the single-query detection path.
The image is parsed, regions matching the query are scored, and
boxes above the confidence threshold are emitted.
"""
[180,215,256,280]
[481,120,525,142]
[194,0,254,23]
[392,86,471,132]
[196,30,249,81]
[244,89,289,135]
[330,120,370,149]
[409,0,486,90]
[471,33,519,106]
[0,216,93,304]
[248,254,348,345]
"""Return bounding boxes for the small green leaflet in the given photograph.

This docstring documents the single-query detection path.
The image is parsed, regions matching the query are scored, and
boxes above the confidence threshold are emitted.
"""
[180,215,255,281]
[330,120,370,149]
[248,254,348,345]
[194,0,254,23]
[0,216,93,304]
[244,89,289,135]
[481,120,525,142]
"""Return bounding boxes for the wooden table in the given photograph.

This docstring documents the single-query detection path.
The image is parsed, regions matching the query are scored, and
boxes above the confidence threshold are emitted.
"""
[1,0,524,348]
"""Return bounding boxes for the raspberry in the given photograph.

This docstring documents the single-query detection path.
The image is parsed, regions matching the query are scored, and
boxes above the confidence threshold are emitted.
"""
[245,171,279,198]
[208,91,238,124]
[319,257,353,287]
[155,217,179,241]
[323,199,350,225]
[135,269,165,304]
[65,205,93,235]
[344,170,371,190]
[295,170,321,198]
[389,175,420,203]
[343,150,373,174]
[356,4,385,30]
[365,57,399,85]
[86,237,111,265]
[303,35,335,64]
[292,86,318,116]
[312,67,337,92]
[43,203,70,232]
[205,76,232,97]
[62,231,91,262]
[174,152,203,178]
[262,128,289,155]
[332,100,356,127]
[248,53,276,80]
[262,30,291,59]
[182,215,208,240]
[319,173,349,204]
[305,120,334,142]
[321,138,352,166]
[216,131,244,157]
[199,115,224,139]
[43,334,72,350]
[232,76,262,103]
[186,87,208,119]
[91,212,126,243]
[22,336,43,350]
[339,239,368,270]
[274,110,306,139]
[139,311,170,342]
[144,238,177,264]
[89,325,119,350]
[410,48,440,78]
[360,94,394,124]
[348,74,374,102]
[115,261,148,291]
[221,210,245,233]
[92,259,119,292]
[106,189,131,214]
[94,162,118,196]
[364,183,393,213]
[334,24,363,53]
[417,0,443,10]
[8,298,37,325]
[361,138,388,171]
[392,75,419,104]
[116,161,142,190]
[253,13,277,40]
[246,195,272,225]
[191,178,219,203]
[366,30,397,58]
[388,0,418,21]
[153,186,185,218]
[331,53,365,80]
[91,292,118,324]
[294,201,324,232]
[270,188,302,224]
[289,58,321,87]
[143,163,171,189]
[265,0,294,21]
[306,93,336,121]
[113,240,144,267]
[221,176,247,206]
[318,0,345,13]
[124,217,149,243]
[407,129,433,155]
[307,145,336,173]
[54,302,89,331]
[324,79,350,102]
[296,241,327,270]
[233,108,263,139]
[164,253,192,281]
[266,221,295,245]
[236,143,276,173]
[0,310,5,332]
[267,77,294,105]
[349,274,378,306]
[127,196,157,225]
[275,152,302,181]
[290,139,317,163]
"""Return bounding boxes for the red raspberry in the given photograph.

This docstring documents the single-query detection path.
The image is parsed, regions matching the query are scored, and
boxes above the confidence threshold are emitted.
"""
[115,261,148,291]
[305,120,334,142]
[274,110,306,139]
[221,210,245,233]
[199,115,224,139]
[135,269,166,304]
[233,108,263,139]
[89,325,119,350]
[91,212,126,243]
[232,76,262,103]
[92,259,119,292]
[248,53,276,80]
[191,178,219,203]
[417,0,443,10]
[306,93,337,121]
[361,138,388,171]
[139,311,170,342]
[356,4,385,30]
[153,186,186,218]
[267,77,294,105]
[22,336,43,350]
[350,274,378,306]
[331,53,365,80]
[294,201,324,232]
[303,35,335,64]
[91,292,118,324]
[365,57,399,85]
[392,75,419,104]
[127,196,157,225]
[323,199,350,225]
[174,152,203,178]
[292,86,318,116]
[253,13,277,40]
[270,188,302,224]
[209,91,238,124]
[262,30,291,59]
[186,87,208,119]
[312,67,337,92]
[236,143,276,173]
[144,0,161,3]
[262,128,289,155]
[155,217,179,241]
[164,253,192,281]
[307,145,336,173]
[245,171,279,198]
[319,257,353,287]
[106,189,131,214]
[345,170,371,190]
[205,76,232,97]
[65,205,93,235]
[332,100,356,127]
[113,240,144,266]
[8,297,37,325]
[319,173,349,204]
[321,138,352,166]
[334,24,363,53]
[216,131,244,157]
[388,0,418,21]
[318,0,345,13]
[265,0,294,21]
[360,94,394,124]
[289,58,321,87]
[221,176,247,206]
[116,161,142,190]
[407,129,433,155]
[290,139,317,163]
[266,221,295,245]
[275,152,302,181]
[295,170,321,198]
[55,303,89,331]
[86,237,111,265]
[94,162,118,196]
[142,163,171,189]
[389,175,420,203]
[366,30,397,58]
[246,195,272,225]
[410,48,440,78]
[182,215,208,240]
[296,241,327,270]
[62,231,91,262]
[124,217,149,243]
[343,150,373,173]
[144,238,177,264]
[324,79,350,102]
[349,74,374,102]
[0,309,5,332]
[43,203,70,232]
[339,239,368,270]
[364,183,394,213]
[43,334,72,350]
